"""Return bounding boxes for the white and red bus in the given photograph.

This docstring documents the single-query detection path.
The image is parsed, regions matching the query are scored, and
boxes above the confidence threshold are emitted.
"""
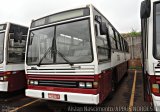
[25,4,130,104]
[0,22,28,92]
[141,0,160,111]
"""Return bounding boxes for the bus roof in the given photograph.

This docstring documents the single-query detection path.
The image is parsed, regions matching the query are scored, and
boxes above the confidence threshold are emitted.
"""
[0,22,28,28]
[32,4,91,22]
[30,4,93,28]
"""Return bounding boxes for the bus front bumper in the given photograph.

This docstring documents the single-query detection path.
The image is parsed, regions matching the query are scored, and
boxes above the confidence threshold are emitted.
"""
[152,94,160,111]
[0,81,8,92]
[26,89,99,104]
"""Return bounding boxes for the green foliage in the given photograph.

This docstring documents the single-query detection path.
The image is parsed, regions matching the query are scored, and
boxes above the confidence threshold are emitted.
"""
[121,29,141,38]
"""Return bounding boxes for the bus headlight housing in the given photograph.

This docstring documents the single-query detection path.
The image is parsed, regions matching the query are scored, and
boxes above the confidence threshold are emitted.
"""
[152,84,159,93]
[0,76,8,81]
[86,82,92,88]
[34,81,39,85]
[28,80,39,85]
[79,82,93,88]
[0,76,4,81]
[93,81,98,88]
[79,82,85,88]
[3,76,8,80]
[30,80,34,85]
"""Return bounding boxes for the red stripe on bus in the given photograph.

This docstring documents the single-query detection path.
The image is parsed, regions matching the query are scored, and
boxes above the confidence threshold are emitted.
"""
[27,75,96,81]
[28,77,94,81]
[28,85,98,94]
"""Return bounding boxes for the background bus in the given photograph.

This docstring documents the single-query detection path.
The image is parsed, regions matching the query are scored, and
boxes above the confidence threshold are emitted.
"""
[140,0,160,111]
[0,22,28,92]
[25,4,130,104]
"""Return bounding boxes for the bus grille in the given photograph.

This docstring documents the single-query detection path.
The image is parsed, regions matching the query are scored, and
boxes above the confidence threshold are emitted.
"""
[38,80,78,88]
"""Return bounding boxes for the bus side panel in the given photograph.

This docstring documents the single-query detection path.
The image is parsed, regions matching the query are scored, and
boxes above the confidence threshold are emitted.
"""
[98,70,112,103]
[116,61,128,82]
[8,70,26,92]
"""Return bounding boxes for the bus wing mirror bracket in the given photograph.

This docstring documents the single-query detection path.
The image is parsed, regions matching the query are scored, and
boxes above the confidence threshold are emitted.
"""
[140,0,151,19]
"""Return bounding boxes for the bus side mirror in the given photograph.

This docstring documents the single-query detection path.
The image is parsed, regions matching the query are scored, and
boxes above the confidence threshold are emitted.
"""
[140,0,151,19]
[100,22,107,35]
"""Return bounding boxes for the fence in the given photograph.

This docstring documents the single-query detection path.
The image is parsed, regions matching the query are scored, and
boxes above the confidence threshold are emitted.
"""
[125,36,142,69]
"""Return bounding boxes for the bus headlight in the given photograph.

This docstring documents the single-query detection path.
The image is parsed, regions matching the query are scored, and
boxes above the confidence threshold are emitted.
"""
[0,76,8,81]
[86,82,92,88]
[79,82,85,88]
[30,80,34,85]
[34,81,38,85]
[29,80,39,85]
[3,76,8,80]
[0,76,4,81]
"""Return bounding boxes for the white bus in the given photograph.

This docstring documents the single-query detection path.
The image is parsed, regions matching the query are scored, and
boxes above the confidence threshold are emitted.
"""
[25,4,130,104]
[0,22,28,92]
[140,0,160,111]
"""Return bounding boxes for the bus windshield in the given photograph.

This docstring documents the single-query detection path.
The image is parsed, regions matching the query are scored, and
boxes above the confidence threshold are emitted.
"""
[0,32,4,63]
[27,19,93,65]
[155,3,160,59]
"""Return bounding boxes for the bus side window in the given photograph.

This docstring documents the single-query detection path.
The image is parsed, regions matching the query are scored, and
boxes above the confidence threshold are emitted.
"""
[127,42,129,52]
[95,22,110,62]
[124,41,127,52]
[124,41,129,52]
[118,35,122,51]
[108,26,117,49]
[120,36,124,51]
[115,32,121,50]
[124,41,126,52]
[122,37,125,51]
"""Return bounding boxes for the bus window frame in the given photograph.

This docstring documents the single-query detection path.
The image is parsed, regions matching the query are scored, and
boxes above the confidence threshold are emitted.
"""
[94,20,111,63]
[108,25,117,50]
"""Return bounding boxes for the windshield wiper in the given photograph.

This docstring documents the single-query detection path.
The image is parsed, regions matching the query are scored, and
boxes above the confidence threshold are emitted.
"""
[37,47,52,67]
[37,47,73,66]
[55,49,74,66]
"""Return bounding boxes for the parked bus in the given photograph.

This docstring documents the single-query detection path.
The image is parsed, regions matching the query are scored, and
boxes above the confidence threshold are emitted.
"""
[25,4,130,104]
[140,0,160,111]
[0,22,28,92]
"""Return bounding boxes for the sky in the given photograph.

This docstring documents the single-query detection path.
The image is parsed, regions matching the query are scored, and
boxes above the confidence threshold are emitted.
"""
[0,0,142,33]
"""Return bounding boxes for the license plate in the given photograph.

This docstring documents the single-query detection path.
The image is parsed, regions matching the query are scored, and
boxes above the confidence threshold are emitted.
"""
[48,93,60,99]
